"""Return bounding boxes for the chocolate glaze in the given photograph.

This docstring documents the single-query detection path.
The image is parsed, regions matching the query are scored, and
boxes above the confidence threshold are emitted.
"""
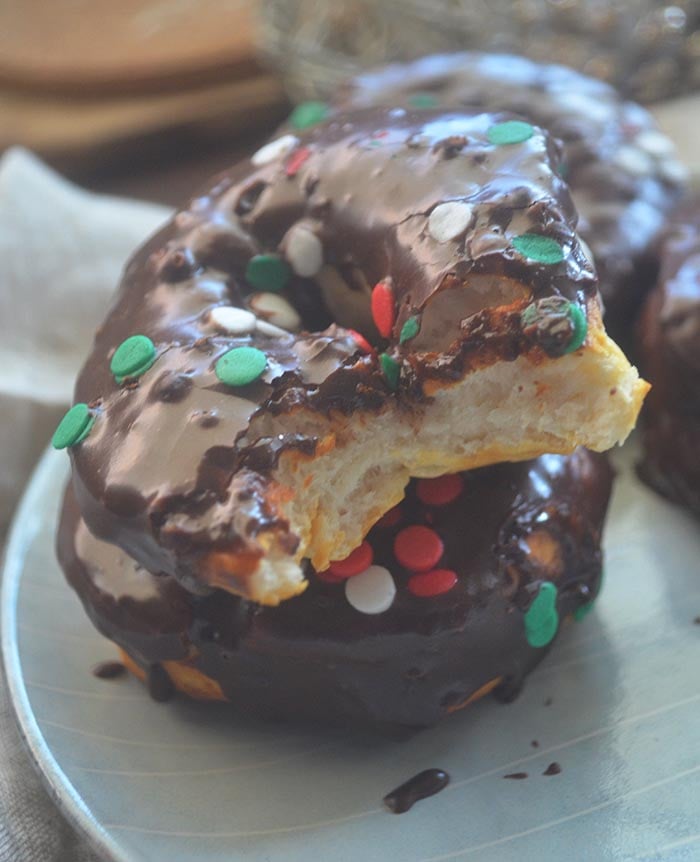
[503,772,528,780]
[383,769,450,813]
[337,53,686,340]
[65,106,598,600]
[91,660,126,680]
[637,200,700,516]
[58,449,612,727]
[543,762,562,776]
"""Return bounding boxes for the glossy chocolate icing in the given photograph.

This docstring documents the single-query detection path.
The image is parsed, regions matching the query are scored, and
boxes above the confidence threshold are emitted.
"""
[58,449,612,727]
[638,200,700,515]
[66,106,597,599]
[337,53,686,339]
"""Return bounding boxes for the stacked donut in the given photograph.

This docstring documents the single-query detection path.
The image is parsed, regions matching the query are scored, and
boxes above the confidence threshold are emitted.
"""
[55,54,672,727]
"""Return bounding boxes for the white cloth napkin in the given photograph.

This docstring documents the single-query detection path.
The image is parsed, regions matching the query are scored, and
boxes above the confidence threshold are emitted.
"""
[0,149,169,861]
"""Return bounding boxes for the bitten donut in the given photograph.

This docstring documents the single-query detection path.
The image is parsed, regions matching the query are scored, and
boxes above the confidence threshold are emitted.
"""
[637,200,700,515]
[53,107,645,606]
[334,53,686,339]
[58,449,612,727]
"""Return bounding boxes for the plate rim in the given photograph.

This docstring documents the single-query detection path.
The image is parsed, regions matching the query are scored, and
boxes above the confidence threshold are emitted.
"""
[1,447,129,862]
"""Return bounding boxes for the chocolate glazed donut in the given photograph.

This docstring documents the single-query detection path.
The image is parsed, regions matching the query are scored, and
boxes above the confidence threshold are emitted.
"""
[58,449,612,728]
[53,106,644,607]
[336,52,687,342]
[637,200,700,516]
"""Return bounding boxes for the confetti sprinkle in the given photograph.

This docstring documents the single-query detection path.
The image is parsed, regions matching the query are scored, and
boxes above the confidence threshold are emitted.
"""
[215,346,267,387]
[524,582,559,648]
[376,504,402,529]
[399,316,420,344]
[208,306,256,335]
[635,129,675,158]
[487,120,535,146]
[521,296,587,356]
[245,254,291,293]
[371,281,395,338]
[285,146,312,177]
[416,474,464,506]
[394,525,444,572]
[614,145,652,176]
[289,101,329,130]
[407,569,458,597]
[428,201,474,244]
[285,224,323,277]
[348,329,373,354]
[52,403,94,449]
[249,292,301,331]
[407,92,439,109]
[512,234,565,265]
[345,565,396,614]
[380,353,400,390]
[328,541,374,578]
[251,134,298,166]
[110,334,156,383]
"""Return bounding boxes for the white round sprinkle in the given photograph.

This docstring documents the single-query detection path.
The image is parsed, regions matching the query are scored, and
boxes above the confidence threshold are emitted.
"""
[251,134,298,167]
[345,565,396,615]
[660,159,688,185]
[428,201,474,243]
[285,224,324,277]
[635,129,676,158]
[614,145,653,177]
[208,306,256,335]
[256,319,292,338]
[249,292,302,332]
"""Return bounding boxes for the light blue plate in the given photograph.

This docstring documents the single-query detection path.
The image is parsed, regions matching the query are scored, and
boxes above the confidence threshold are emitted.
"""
[3,445,700,862]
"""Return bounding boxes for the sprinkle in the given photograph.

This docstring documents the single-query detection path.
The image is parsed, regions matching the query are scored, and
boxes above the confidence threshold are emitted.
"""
[573,601,594,622]
[407,568,458,598]
[408,92,439,109]
[208,306,256,335]
[521,296,587,356]
[399,316,420,344]
[376,504,402,529]
[512,234,565,265]
[487,120,535,146]
[285,146,312,177]
[416,474,464,506]
[614,145,652,176]
[289,101,329,130]
[563,302,587,353]
[251,134,299,166]
[380,353,400,390]
[52,403,94,449]
[394,525,444,572]
[110,334,156,383]
[371,281,395,338]
[635,129,675,157]
[249,292,301,331]
[428,201,474,243]
[345,565,396,614]
[245,254,291,293]
[348,329,373,354]
[215,346,267,387]
[285,225,323,277]
[524,582,559,648]
[328,541,374,578]
[315,569,345,584]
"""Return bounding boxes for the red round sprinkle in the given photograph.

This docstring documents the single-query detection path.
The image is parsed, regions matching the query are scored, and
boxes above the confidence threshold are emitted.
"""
[408,569,458,597]
[376,504,402,529]
[328,541,374,578]
[371,281,395,339]
[285,146,312,177]
[416,474,465,506]
[394,525,444,572]
[348,329,373,354]
[315,568,344,584]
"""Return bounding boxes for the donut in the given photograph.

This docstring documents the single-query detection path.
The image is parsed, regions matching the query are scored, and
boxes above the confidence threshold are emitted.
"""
[57,449,612,727]
[637,199,700,515]
[52,106,646,607]
[333,53,687,340]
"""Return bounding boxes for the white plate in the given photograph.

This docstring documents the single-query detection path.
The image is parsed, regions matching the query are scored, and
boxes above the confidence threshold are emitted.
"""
[3,445,700,862]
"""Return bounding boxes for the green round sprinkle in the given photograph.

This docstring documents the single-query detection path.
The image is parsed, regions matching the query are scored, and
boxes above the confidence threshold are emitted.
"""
[399,316,420,344]
[289,101,329,130]
[487,120,535,146]
[408,92,439,109]
[110,335,156,383]
[512,234,565,265]
[245,254,291,293]
[379,353,400,390]
[524,581,559,648]
[573,601,594,622]
[52,403,95,450]
[215,346,267,387]
[562,301,587,353]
